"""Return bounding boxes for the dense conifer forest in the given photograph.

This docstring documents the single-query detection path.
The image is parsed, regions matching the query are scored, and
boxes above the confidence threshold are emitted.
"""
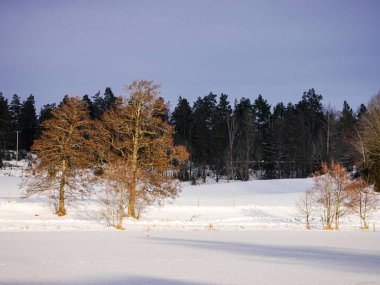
[0,87,378,190]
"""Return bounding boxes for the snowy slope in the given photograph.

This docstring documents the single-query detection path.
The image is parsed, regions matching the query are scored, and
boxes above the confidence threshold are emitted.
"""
[0,161,378,231]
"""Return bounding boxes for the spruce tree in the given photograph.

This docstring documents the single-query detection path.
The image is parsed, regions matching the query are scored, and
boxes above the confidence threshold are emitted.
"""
[234,98,255,180]
[210,93,231,181]
[171,96,192,146]
[253,94,271,177]
[336,101,356,166]
[8,94,22,150]
[19,95,38,151]
[191,93,217,182]
[0,93,10,163]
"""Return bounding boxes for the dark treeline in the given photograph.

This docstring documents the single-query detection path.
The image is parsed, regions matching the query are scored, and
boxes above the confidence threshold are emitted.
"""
[171,89,366,182]
[0,88,367,181]
[0,88,118,161]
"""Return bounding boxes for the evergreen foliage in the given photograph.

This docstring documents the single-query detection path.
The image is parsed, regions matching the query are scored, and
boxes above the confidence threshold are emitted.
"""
[0,86,375,187]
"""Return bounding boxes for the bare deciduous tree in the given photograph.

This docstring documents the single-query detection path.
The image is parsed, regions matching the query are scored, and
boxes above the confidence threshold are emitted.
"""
[226,115,238,181]
[350,177,378,229]
[297,189,315,229]
[329,162,356,230]
[312,162,356,230]
[312,164,334,229]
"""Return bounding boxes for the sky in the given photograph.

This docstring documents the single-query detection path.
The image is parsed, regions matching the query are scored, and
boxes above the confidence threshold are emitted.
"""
[0,0,379,111]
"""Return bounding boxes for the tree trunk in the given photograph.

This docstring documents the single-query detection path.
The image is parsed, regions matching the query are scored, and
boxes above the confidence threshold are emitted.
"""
[127,183,136,218]
[128,105,140,219]
[359,192,363,228]
[335,207,339,230]
[57,160,67,216]
[306,213,310,230]
[117,189,124,229]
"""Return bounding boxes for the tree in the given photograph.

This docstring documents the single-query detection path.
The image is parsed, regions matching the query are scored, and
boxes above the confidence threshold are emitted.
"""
[253,95,271,177]
[92,91,104,119]
[171,96,192,146]
[8,94,22,150]
[39,103,56,124]
[357,104,367,120]
[329,162,356,229]
[295,89,326,176]
[234,98,255,181]
[266,102,288,178]
[351,177,378,229]
[335,101,356,166]
[210,93,231,182]
[312,162,356,229]
[226,110,238,181]
[312,163,334,229]
[9,94,21,129]
[190,93,217,182]
[26,97,93,216]
[82,95,95,119]
[103,87,117,111]
[297,190,315,229]
[94,80,188,228]
[19,95,38,150]
[171,96,192,181]
[0,93,10,160]
[91,87,118,119]
[356,92,380,192]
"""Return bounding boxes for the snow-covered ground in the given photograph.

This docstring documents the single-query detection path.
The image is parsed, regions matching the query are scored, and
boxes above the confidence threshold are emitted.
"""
[0,160,379,231]
[1,161,380,285]
[1,231,379,285]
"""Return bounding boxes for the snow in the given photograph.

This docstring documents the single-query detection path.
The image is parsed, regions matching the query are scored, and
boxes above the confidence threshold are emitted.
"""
[0,161,378,231]
[0,231,379,285]
[1,161,380,284]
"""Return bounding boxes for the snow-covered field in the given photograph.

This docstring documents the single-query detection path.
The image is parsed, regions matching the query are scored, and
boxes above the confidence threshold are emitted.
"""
[0,161,379,231]
[1,161,380,284]
[1,231,380,285]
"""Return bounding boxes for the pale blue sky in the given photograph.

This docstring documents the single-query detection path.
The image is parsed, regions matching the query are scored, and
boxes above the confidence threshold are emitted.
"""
[0,0,379,111]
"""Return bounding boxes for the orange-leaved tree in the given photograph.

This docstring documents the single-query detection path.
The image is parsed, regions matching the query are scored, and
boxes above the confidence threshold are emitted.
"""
[26,97,94,216]
[312,162,357,229]
[94,80,188,228]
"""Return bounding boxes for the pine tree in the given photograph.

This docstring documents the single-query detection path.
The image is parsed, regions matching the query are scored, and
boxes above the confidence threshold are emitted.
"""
[357,104,367,120]
[191,93,217,182]
[294,89,325,176]
[91,88,117,119]
[39,104,56,124]
[210,93,232,181]
[253,94,271,177]
[171,96,192,146]
[0,93,10,164]
[82,95,95,119]
[103,87,117,111]
[92,91,104,119]
[234,98,255,180]
[266,102,287,178]
[19,95,38,151]
[336,101,356,166]
[8,94,22,150]
[170,96,193,181]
